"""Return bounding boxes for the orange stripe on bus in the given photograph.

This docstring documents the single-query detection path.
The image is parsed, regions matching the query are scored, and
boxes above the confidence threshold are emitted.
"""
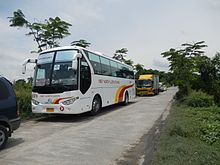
[115,85,126,103]
[115,84,134,103]
[52,97,71,104]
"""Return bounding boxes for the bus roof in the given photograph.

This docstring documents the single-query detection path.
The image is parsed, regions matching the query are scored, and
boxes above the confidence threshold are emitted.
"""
[40,46,133,69]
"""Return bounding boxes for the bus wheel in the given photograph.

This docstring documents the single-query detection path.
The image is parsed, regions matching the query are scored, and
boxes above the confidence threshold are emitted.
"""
[123,92,129,105]
[0,125,8,150]
[90,96,101,116]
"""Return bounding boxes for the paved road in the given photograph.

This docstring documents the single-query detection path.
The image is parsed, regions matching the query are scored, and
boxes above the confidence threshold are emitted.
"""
[0,87,177,165]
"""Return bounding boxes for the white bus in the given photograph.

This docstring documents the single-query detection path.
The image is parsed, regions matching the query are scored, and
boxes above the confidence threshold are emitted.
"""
[23,46,136,115]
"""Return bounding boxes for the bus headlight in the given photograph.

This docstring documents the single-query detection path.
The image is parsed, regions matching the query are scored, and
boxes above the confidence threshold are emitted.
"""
[61,97,77,105]
[32,99,39,105]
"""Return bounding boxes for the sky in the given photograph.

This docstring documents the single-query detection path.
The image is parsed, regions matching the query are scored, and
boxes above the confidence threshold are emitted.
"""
[0,0,220,81]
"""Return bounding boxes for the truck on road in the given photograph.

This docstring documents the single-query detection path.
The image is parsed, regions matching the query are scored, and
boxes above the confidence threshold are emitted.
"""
[136,74,159,96]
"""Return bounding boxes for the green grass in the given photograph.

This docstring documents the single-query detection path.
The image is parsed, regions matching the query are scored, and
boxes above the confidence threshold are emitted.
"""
[13,84,32,119]
[152,103,220,165]
[13,83,42,119]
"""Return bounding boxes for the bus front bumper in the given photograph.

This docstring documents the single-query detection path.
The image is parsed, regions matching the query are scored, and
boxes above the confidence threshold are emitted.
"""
[32,104,83,114]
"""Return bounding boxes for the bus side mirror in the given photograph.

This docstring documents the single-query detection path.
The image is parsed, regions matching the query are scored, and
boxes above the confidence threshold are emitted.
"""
[22,64,27,74]
[22,59,37,74]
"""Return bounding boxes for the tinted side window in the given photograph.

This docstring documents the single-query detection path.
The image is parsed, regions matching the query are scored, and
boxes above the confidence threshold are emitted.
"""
[121,66,128,78]
[123,66,134,79]
[0,80,10,100]
[117,63,124,78]
[88,52,101,74]
[117,64,134,79]
[100,57,111,76]
[128,67,134,79]
[110,60,118,77]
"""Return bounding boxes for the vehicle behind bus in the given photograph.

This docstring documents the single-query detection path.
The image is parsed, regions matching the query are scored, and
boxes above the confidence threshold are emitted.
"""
[136,74,159,96]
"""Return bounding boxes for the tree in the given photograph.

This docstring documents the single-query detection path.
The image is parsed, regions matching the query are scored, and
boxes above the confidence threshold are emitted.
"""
[113,48,128,62]
[162,41,207,97]
[162,72,175,86]
[134,63,145,79]
[8,9,28,27]
[191,55,213,90]
[207,53,220,104]
[212,52,220,78]
[71,39,91,48]
[14,79,26,85]
[134,64,144,72]
[124,59,134,66]
[8,9,72,52]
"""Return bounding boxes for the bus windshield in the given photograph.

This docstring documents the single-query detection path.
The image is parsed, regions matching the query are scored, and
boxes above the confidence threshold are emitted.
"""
[33,50,78,93]
[52,61,77,86]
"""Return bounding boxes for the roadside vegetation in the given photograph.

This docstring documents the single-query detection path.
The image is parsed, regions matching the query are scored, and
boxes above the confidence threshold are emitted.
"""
[153,91,220,165]
[153,41,220,164]
[13,79,37,119]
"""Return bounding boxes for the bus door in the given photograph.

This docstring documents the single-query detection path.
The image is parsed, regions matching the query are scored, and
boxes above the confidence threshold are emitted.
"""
[78,56,92,111]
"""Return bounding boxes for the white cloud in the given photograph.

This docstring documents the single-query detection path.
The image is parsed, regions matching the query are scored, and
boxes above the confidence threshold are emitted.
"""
[152,58,169,72]
[0,49,35,81]
[207,0,220,10]
[0,17,12,33]
[22,0,104,26]
[0,0,220,81]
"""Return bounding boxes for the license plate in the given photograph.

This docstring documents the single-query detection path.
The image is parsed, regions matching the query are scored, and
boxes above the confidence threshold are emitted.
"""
[46,108,54,112]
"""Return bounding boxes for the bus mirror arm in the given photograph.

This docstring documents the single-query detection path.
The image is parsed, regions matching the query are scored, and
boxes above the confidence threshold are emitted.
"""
[22,59,37,74]
[72,53,82,69]
[73,53,82,60]
[72,59,78,70]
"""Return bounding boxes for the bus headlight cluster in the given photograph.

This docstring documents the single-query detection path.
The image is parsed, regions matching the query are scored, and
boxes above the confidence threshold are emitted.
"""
[32,99,39,105]
[62,97,77,105]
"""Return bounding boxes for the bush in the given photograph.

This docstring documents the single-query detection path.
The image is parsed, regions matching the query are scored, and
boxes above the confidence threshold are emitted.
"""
[185,91,214,107]
[200,123,220,145]
[152,103,220,165]
[14,83,32,118]
[169,125,190,137]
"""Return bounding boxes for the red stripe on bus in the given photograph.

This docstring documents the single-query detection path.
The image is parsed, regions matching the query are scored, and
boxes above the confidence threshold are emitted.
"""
[118,84,134,102]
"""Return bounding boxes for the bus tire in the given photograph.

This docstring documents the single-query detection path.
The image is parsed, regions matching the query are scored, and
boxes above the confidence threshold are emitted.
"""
[122,92,129,105]
[0,125,8,150]
[90,95,101,116]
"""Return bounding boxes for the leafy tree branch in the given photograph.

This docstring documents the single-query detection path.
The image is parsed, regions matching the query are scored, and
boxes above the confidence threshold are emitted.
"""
[8,9,72,52]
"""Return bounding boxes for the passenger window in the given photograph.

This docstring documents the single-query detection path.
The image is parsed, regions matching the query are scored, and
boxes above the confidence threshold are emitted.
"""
[129,68,134,79]
[124,66,133,79]
[88,52,101,74]
[117,64,132,79]
[0,80,9,100]
[129,67,134,79]
[121,66,127,78]
[117,63,124,78]
[100,57,111,76]
[110,60,118,77]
